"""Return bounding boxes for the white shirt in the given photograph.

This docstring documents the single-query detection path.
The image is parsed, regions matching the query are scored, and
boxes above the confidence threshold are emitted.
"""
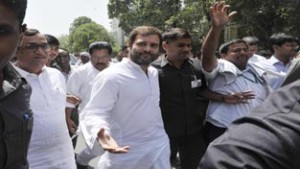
[80,58,170,169]
[203,59,270,128]
[15,66,76,169]
[66,62,99,114]
[254,55,291,90]
[248,53,266,63]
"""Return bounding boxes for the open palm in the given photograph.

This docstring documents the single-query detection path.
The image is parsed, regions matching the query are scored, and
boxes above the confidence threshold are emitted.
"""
[210,1,237,27]
[97,128,130,154]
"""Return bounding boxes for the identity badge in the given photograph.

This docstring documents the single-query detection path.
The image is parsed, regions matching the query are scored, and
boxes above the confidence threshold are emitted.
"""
[191,75,202,88]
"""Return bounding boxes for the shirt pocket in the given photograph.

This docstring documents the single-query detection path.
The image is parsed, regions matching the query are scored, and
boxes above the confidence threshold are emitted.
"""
[49,86,66,108]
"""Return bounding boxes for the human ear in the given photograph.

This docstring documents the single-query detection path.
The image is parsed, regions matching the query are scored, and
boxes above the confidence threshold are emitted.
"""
[162,41,168,50]
[18,24,27,47]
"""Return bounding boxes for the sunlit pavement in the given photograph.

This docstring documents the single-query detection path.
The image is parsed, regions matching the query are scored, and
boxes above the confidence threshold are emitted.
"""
[74,133,99,168]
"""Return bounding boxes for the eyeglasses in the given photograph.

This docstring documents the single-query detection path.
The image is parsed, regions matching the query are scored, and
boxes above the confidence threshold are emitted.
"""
[19,43,49,52]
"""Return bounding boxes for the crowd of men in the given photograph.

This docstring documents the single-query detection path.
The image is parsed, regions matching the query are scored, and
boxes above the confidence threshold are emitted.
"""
[2,0,300,169]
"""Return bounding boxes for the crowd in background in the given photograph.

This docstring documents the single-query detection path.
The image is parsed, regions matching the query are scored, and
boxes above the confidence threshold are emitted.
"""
[2,0,300,169]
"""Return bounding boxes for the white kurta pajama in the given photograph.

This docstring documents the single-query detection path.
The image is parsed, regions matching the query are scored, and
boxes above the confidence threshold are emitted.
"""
[81,58,170,169]
[15,66,76,169]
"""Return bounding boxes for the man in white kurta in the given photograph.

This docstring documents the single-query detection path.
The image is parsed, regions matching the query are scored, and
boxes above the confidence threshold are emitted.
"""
[15,66,76,168]
[67,61,99,114]
[81,26,170,169]
[15,29,76,169]
[66,42,113,167]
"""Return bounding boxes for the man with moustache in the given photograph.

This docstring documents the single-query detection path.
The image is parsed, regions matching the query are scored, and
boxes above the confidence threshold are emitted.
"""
[66,42,112,169]
[14,29,76,168]
[152,28,208,169]
[80,26,171,169]
[201,1,271,144]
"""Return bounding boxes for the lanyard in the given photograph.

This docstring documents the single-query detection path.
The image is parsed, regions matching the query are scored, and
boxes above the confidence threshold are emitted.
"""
[238,70,264,84]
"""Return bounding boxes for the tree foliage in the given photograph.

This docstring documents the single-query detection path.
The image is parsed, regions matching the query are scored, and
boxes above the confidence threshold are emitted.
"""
[70,22,112,53]
[69,16,93,34]
[108,0,300,51]
[57,34,70,51]
[108,0,181,33]
[227,0,300,49]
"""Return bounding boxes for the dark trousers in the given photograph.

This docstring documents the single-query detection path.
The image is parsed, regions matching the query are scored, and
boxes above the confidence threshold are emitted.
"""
[203,122,227,146]
[169,130,206,169]
[69,106,79,149]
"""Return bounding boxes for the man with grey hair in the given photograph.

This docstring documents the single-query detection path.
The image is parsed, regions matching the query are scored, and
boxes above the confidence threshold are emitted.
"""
[76,52,91,67]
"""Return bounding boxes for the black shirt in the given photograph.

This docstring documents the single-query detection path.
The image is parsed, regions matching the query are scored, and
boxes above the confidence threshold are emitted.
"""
[152,55,208,137]
[0,63,32,169]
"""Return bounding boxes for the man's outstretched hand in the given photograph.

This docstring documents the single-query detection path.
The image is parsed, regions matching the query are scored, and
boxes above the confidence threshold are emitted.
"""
[210,1,237,28]
[97,128,129,154]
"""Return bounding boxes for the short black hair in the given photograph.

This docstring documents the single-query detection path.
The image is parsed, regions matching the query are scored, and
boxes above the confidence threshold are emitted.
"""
[162,28,191,43]
[127,26,162,48]
[88,41,112,55]
[1,0,27,26]
[270,33,298,52]
[270,33,297,47]
[44,34,60,46]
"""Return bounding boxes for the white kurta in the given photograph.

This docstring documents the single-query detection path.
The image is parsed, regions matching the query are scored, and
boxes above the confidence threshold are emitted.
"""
[15,66,76,169]
[81,58,170,169]
[67,61,103,165]
[66,62,99,114]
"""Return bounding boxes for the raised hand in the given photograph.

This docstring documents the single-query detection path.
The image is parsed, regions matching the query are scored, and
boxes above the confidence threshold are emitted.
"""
[210,1,237,28]
[97,128,130,154]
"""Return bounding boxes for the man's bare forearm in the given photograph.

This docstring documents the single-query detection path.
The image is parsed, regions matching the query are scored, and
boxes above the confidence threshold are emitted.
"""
[201,26,223,72]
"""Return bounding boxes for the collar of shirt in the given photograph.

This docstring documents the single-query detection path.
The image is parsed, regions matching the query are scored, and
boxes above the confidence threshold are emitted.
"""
[122,57,149,74]
[238,67,264,84]
[160,54,192,68]
[0,63,26,99]
[13,65,47,78]
[218,59,264,80]
[270,55,292,68]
